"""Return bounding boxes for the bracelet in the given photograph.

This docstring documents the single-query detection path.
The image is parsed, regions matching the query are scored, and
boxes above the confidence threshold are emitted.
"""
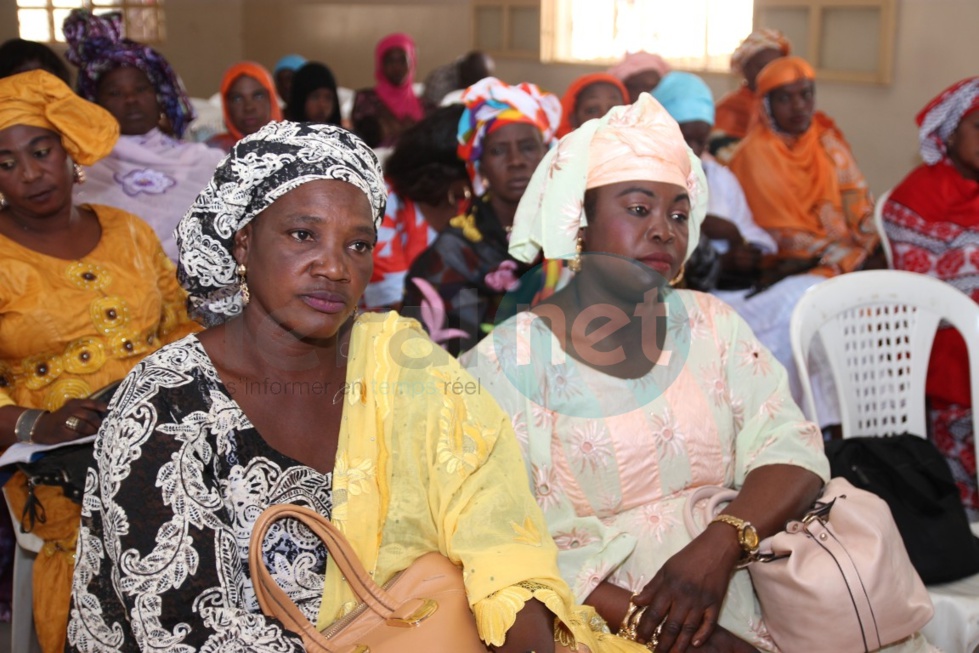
[14,409,46,444]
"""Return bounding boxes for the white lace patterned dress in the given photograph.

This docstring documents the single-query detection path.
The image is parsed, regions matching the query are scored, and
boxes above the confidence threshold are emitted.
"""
[67,336,331,652]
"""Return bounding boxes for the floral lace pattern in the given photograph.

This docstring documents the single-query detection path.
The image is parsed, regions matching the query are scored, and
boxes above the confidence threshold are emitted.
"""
[67,336,332,652]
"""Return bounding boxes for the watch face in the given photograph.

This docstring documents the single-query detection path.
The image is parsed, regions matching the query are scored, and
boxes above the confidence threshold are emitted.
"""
[742,525,760,551]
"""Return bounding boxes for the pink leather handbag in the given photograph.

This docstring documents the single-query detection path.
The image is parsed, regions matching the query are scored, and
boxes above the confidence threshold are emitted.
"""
[685,477,933,653]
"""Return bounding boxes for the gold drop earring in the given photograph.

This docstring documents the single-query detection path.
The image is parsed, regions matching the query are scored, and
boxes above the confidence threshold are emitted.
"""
[236,263,250,305]
[669,264,685,287]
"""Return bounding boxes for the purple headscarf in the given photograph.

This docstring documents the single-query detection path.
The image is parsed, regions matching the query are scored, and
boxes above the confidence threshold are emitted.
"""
[63,9,196,138]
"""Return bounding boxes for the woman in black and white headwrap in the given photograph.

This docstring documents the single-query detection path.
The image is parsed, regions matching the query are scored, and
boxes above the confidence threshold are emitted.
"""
[66,121,642,653]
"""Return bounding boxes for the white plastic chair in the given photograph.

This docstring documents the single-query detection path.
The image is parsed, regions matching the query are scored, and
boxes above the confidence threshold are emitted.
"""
[873,188,894,269]
[3,486,43,653]
[790,269,979,653]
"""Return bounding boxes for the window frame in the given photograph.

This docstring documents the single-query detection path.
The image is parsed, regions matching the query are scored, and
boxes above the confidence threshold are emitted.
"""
[754,0,896,84]
[472,0,541,61]
[15,0,166,45]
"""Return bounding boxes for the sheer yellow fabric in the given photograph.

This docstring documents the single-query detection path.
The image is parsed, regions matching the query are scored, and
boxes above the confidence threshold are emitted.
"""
[317,312,642,651]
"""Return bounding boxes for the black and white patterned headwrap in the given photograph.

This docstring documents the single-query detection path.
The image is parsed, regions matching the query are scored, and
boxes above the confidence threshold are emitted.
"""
[176,121,386,326]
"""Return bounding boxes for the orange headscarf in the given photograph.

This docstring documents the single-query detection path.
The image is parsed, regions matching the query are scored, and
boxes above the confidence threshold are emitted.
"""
[713,85,755,142]
[220,61,282,141]
[0,69,118,165]
[729,56,878,276]
[557,73,629,137]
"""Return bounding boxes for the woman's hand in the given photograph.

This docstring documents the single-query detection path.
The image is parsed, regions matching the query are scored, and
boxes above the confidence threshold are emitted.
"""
[632,524,743,653]
[492,598,555,653]
[32,398,109,444]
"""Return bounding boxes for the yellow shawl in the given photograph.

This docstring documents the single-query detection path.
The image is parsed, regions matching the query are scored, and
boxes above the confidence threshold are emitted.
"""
[318,312,640,651]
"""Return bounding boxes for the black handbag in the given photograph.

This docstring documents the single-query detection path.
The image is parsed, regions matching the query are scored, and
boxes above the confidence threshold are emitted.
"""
[14,380,121,532]
[825,433,979,584]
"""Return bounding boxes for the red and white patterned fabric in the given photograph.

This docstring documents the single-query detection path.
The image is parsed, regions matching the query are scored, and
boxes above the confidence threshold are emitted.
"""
[363,184,438,310]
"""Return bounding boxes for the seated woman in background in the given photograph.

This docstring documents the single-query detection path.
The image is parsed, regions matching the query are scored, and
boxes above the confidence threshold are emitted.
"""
[462,94,840,652]
[730,56,884,277]
[0,37,71,84]
[403,77,561,354]
[62,9,223,263]
[710,28,791,165]
[464,94,933,653]
[365,104,471,310]
[284,61,342,126]
[557,73,628,138]
[608,51,670,103]
[0,70,199,653]
[67,120,645,653]
[883,77,979,518]
[653,71,836,424]
[352,33,426,149]
[272,53,306,105]
[207,61,282,153]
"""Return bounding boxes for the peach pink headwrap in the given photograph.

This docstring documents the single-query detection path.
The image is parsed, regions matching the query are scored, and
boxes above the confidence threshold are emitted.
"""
[509,93,707,265]
[0,69,118,166]
[730,28,791,76]
[608,51,671,82]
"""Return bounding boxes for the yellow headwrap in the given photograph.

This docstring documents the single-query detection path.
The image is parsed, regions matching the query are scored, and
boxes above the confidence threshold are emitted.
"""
[0,69,118,166]
[509,93,707,265]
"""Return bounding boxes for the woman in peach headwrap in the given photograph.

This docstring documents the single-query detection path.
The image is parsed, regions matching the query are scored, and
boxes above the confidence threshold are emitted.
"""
[608,51,671,102]
[0,69,198,653]
[730,56,883,276]
[207,61,283,153]
[462,94,852,652]
[710,29,791,163]
[557,72,629,138]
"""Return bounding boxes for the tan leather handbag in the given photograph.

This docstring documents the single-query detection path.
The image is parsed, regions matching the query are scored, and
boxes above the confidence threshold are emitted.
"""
[249,503,488,652]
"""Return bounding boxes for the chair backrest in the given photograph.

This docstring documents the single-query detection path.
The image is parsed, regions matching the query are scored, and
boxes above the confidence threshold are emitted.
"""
[872,188,894,268]
[791,270,979,440]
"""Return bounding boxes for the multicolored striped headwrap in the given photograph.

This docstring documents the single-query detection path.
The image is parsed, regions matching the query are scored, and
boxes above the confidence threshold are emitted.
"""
[63,9,196,138]
[456,77,561,195]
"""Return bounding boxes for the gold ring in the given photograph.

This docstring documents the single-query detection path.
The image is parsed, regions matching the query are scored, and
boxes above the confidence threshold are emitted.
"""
[66,416,82,432]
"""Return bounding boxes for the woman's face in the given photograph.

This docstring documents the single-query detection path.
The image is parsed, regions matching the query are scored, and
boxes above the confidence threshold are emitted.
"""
[679,120,711,158]
[304,87,337,123]
[743,48,784,91]
[96,65,161,136]
[382,47,409,86]
[949,110,979,181]
[234,179,375,340]
[0,124,73,219]
[768,79,815,135]
[623,70,662,103]
[573,82,626,129]
[275,68,295,103]
[479,122,546,204]
[226,74,272,136]
[583,179,690,284]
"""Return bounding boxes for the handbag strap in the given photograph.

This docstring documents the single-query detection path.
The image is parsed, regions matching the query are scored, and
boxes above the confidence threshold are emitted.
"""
[249,505,403,634]
[683,485,740,537]
[801,511,881,651]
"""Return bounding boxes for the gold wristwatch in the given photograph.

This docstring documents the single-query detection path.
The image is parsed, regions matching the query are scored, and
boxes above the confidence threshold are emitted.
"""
[710,514,760,558]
